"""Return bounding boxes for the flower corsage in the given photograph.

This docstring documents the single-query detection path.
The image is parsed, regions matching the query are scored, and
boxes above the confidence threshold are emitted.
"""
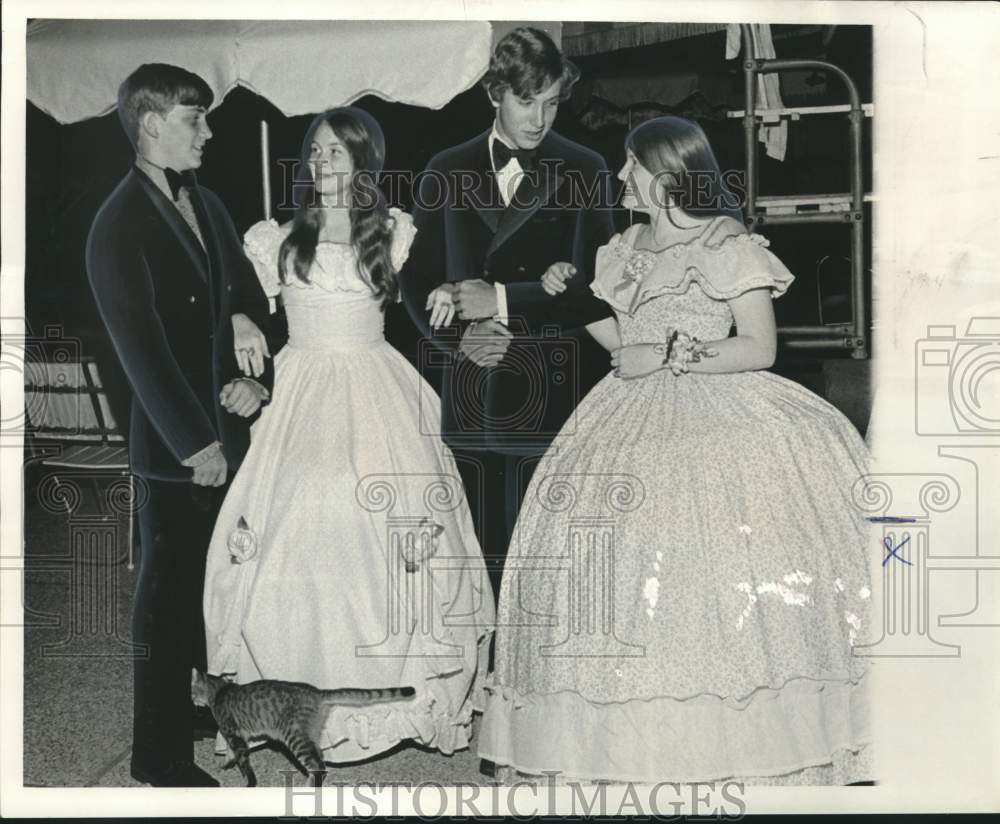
[227,516,259,564]
[653,328,719,375]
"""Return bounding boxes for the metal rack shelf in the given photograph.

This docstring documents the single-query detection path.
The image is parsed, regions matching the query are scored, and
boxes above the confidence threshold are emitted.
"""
[738,24,871,358]
[728,102,874,121]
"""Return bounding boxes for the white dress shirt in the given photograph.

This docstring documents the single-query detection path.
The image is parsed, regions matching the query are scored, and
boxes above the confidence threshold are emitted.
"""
[490,125,528,208]
[488,123,530,326]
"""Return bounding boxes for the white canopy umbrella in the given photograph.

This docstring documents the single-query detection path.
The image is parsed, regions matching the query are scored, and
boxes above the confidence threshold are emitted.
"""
[26,19,494,123]
[20,18,496,455]
[26,18,494,218]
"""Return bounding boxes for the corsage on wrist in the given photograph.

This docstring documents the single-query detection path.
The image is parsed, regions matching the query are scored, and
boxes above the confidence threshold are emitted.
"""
[653,328,717,374]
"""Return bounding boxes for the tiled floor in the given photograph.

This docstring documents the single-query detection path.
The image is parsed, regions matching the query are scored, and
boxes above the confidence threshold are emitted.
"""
[22,473,878,790]
[22,490,491,788]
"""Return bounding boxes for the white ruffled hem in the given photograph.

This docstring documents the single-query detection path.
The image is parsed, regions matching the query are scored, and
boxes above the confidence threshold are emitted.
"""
[494,745,873,786]
[478,671,872,784]
[213,632,493,763]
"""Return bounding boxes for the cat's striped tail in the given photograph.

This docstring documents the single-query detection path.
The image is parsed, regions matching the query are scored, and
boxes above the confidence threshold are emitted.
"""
[322,686,416,707]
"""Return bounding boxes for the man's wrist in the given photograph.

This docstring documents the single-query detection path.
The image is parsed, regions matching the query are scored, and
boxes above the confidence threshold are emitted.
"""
[235,377,270,401]
[493,282,509,326]
[182,440,223,468]
[233,376,271,403]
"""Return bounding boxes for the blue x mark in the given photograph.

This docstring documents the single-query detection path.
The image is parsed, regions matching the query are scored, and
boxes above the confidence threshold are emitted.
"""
[882,535,913,567]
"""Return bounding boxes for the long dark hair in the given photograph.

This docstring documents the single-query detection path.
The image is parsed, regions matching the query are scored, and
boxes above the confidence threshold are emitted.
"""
[278,107,396,307]
[625,116,744,225]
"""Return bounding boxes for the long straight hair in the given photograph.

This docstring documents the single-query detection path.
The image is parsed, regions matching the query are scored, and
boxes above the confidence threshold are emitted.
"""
[625,116,744,225]
[278,107,396,307]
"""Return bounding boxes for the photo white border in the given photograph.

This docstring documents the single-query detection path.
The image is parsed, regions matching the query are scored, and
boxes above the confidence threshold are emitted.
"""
[3,0,1000,816]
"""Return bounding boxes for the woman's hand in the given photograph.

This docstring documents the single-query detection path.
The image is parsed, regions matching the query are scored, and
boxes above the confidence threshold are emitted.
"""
[425,284,457,329]
[664,338,720,375]
[541,262,576,296]
[232,313,271,378]
[611,344,664,380]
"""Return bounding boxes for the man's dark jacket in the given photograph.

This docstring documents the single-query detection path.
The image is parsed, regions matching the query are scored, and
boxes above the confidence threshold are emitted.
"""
[86,167,274,480]
[400,128,617,455]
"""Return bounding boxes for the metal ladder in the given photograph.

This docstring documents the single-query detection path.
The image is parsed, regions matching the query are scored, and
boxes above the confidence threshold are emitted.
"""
[732,23,872,359]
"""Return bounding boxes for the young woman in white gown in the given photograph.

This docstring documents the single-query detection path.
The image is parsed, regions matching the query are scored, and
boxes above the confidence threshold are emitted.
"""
[202,107,494,764]
[478,116,874,785]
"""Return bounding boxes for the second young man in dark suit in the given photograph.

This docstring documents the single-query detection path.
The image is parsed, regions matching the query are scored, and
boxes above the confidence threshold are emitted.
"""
[400,28,617,598]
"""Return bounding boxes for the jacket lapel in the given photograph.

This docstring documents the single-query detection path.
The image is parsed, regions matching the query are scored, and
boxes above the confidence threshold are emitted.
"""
[487,134,564,257]
[467,131,504,236]
[133,168,210,283]
[188,187,223,314]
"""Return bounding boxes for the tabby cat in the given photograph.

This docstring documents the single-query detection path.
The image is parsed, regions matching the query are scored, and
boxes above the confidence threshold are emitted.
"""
[191,669,416,786]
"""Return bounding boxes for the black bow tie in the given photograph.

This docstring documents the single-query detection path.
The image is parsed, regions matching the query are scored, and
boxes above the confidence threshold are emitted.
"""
[164,168,196,201]
[493,141,538,173]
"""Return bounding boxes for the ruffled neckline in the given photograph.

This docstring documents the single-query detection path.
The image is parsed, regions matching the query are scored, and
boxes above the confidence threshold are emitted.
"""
[591,218,793,316]
[243,208,416,298]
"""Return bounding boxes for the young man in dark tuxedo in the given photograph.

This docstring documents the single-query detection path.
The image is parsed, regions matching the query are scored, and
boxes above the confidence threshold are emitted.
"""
[86,63,274,787]
[400,27,617,600]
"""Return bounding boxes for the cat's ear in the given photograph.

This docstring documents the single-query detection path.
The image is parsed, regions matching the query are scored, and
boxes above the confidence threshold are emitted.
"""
[191,668,200,685]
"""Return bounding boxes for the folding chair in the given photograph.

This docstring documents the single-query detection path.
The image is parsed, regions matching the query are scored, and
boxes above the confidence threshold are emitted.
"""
[25,355,136,570]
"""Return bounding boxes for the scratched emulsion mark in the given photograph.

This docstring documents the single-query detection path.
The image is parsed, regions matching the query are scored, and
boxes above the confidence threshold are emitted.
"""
[733,572,813,631]
[906,6,929,83]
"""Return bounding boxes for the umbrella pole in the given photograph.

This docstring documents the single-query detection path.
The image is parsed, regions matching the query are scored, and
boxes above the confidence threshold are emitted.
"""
[260,120,271,221]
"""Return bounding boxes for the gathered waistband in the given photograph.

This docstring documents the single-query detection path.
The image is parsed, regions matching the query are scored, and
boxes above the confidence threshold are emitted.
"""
[286,334,391,353]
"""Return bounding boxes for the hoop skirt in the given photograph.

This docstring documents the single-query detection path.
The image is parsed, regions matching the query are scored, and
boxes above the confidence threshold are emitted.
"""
[203,212,494,762]
[478,219,874,784]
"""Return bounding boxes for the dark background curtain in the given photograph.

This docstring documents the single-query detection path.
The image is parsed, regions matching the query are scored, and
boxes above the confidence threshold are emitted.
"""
[25,23,872,432]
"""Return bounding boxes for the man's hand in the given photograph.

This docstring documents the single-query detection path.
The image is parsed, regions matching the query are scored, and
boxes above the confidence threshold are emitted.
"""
[232,313,271,378]
[611,344,664,380]
[453,279,498,320]
[459,319,513,368]
[220,379,266,417]
[541,262,577,296]
[425,284,457,329]
[192,450,228,487]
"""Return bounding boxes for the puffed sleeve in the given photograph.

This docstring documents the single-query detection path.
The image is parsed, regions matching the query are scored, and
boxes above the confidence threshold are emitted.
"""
[590,226,642,312]
[689,229,795,301]
[388,208,417,273]
[388,209,417,303]
[242,219,285,299]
